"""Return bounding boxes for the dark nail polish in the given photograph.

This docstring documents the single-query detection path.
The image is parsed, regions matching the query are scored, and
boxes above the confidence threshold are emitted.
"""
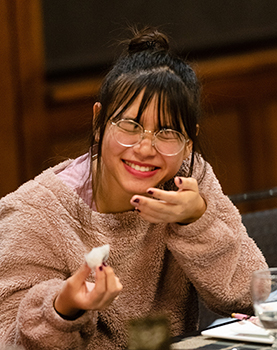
[102,261,108,267]
[133,198,140,203]
[99,265,103,271]
[136,208,141,213]
[147,190,154,195]
[179,177,182,185]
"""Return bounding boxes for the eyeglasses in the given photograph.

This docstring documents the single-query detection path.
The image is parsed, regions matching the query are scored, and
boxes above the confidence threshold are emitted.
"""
[111,119,189,156]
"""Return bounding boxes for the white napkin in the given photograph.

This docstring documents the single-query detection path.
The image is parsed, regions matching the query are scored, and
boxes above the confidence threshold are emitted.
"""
[85,244,110,270]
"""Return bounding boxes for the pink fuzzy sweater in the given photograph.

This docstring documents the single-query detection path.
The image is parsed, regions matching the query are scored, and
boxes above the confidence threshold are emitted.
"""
[0,156,267,349]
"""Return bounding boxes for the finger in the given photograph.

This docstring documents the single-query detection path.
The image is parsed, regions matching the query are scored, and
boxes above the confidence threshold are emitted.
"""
[131,196,168,214]
[133,191,181,214]
[105,266,123,296]
[174,176,197,191]
[85,265,108,309]
[147,188,179,204]
[131,191,179,208]
[131,191,171,206]
[92,265,122,309]
[70,263,92,288]
[94,265,108,295]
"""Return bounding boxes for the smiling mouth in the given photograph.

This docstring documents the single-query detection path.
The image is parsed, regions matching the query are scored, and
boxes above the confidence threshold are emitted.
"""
[123,160,158,172]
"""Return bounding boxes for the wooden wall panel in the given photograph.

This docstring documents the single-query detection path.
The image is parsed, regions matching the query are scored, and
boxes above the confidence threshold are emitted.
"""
[44,99,93,168]
[0,0,21,196]
[14,0,49,181]
[200,108,246,195]
[0,0,49,198]
[195,53,277,212]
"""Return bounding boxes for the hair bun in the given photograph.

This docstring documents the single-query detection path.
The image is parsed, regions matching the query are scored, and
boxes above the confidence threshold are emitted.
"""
[128,27,170,54]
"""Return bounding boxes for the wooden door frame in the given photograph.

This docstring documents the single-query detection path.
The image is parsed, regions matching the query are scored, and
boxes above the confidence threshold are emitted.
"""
[0,0,48,197]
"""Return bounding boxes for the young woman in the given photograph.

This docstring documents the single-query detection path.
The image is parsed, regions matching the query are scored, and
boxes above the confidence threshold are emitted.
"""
[0,27,267,349]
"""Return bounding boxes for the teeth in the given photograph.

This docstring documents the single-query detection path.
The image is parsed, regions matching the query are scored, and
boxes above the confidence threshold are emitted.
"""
[125,160,155,172]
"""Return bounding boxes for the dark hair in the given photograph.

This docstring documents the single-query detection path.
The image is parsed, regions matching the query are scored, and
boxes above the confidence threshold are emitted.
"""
[90,26,204,200]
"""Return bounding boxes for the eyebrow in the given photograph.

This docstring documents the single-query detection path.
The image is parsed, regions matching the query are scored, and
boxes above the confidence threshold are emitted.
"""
[121,114,137,120]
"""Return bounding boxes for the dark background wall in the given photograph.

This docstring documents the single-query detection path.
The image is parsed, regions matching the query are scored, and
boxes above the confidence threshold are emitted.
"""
[42,0,277,78]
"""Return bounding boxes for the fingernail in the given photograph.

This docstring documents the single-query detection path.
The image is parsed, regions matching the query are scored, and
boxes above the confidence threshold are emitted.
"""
[178,177,182,184]
[147,190,154,195]
[135,208,141,213]
[133,198,140,203]
[99,265,103,271]
[102,261,108,267]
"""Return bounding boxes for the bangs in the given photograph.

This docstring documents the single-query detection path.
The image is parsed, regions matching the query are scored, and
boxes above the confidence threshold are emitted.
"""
[108,68,190,136]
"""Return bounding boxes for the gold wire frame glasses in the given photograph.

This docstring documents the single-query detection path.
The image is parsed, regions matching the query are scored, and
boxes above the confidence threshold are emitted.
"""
[111,119,189,156]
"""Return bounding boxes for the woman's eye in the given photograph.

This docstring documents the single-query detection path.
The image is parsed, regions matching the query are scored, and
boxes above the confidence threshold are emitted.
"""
[119,120,140,132]
[133,123,141,131]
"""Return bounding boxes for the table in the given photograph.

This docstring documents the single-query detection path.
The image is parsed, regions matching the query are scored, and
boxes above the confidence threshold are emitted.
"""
[172,334,273,350]
[127,315,273,349]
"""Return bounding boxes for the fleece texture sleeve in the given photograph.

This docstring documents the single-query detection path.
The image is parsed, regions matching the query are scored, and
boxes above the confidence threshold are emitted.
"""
[0,177,97,349]
[167,158,268,316]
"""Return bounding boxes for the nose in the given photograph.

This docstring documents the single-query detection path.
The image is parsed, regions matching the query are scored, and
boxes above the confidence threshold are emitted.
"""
[133,131,157,157]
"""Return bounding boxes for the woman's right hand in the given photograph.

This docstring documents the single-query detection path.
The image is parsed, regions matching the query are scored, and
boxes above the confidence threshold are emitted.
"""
[54,263,122,318]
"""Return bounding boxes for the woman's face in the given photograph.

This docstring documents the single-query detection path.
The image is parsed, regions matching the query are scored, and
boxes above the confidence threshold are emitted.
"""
[98,93,192,210]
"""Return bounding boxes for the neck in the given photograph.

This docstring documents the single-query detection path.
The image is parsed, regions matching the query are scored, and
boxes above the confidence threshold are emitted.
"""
[93,161,135,213]
[95,187,134,213]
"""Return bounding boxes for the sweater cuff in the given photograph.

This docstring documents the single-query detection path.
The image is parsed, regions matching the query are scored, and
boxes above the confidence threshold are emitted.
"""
[171,197,217,240]
[53,296,86,321]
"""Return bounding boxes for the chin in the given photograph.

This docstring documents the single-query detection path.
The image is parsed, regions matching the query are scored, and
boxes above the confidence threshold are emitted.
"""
[129,188,149,196]
[125,184,152,196]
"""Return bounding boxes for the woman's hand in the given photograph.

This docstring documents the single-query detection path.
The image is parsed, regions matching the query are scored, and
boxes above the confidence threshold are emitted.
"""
[130,176,206,224]
[54,263,122,318]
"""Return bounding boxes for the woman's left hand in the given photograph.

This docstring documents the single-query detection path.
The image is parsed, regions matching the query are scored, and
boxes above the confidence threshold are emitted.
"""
[130,176,206,224]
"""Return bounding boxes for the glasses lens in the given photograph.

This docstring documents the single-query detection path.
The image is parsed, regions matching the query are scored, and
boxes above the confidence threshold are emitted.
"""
[155,129,185,155]
[114,120,142,146]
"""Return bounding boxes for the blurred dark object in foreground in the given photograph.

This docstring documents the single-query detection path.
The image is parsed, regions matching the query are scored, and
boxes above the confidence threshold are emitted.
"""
[128,315,171,350]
